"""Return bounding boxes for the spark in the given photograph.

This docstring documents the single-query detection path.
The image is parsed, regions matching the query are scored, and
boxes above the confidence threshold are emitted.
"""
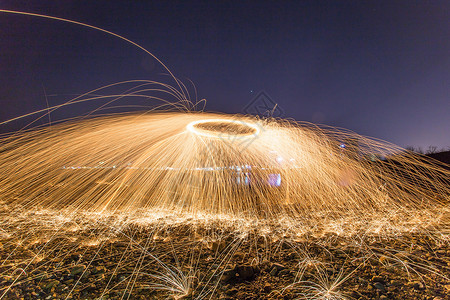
[0,110,447,223]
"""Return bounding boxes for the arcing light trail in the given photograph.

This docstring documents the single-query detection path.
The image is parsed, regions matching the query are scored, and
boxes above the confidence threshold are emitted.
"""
[0,9,187,102]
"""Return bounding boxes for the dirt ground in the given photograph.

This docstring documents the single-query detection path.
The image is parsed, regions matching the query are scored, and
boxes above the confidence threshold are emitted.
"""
[1,217,449,300]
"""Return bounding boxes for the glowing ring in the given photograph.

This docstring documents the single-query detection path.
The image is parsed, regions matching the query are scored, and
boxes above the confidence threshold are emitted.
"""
[186,119,261,139]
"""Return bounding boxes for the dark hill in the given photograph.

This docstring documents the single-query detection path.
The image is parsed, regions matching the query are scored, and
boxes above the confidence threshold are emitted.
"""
[426,150,450,166]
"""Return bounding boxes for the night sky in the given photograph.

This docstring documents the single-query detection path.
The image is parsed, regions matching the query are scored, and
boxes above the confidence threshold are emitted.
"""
[0,1,448,149]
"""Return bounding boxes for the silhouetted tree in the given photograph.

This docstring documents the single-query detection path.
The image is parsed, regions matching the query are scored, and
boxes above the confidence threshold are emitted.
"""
[426,146,438,154]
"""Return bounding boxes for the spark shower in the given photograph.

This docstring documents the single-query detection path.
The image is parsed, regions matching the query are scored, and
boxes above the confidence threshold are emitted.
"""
[0,7,448,239]
[0,8,449,300]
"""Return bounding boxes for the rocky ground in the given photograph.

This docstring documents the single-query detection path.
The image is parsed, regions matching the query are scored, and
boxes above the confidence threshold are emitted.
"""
[1,219,449,300]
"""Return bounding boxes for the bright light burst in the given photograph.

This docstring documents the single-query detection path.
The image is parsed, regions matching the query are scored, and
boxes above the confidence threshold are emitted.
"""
[0,110,448,225]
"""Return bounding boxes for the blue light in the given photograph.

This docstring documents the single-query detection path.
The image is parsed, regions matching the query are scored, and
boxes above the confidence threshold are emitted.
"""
[268,174,281,187]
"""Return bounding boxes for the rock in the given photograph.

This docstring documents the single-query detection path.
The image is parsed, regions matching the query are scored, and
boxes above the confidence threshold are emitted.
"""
[70,265,86,276]
[390,280,403,287]
[70,253,82,262]
[410,281,425,290]
[235,265,255,280]
[260,259,271,271]
[233,251,245,260]
[372,276,385,283]
[269,263,286,276]
[44,280,59,290]
[263,282,272,292]
[221,267,237,282]
[349,289,360,298]
[93,266,106,274]
[278,269,291,277]
[269,267,278,276]
[221,265,256,282]
[373,282,386,292]
[285,252,296,260]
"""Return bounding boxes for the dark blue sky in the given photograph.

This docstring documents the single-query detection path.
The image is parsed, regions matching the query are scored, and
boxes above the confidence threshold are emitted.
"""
[0,1,449,149]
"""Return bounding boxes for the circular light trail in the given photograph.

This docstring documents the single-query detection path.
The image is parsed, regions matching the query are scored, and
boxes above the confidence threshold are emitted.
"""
[186,118,261,139]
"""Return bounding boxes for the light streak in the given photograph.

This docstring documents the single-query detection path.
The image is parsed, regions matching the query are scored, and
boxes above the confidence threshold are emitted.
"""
[0,111,447,221]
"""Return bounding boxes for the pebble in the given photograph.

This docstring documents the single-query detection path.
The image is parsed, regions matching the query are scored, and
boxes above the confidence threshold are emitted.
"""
[44,280,59,290]
[93,266,106,274]
[372,276,385,283]
[221,268,236,282]
[260,259,271,271]
[390,280,403,287]
[278,269,291,277]
[410,281,425,290]
[269,263,286,276]
[233,251,245,260]
[373,282,386,292]
[70,253,82,262]
[70,265,86,276]
[235,265,255,280]
[263,282,272,292]
[269,267,278,276]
